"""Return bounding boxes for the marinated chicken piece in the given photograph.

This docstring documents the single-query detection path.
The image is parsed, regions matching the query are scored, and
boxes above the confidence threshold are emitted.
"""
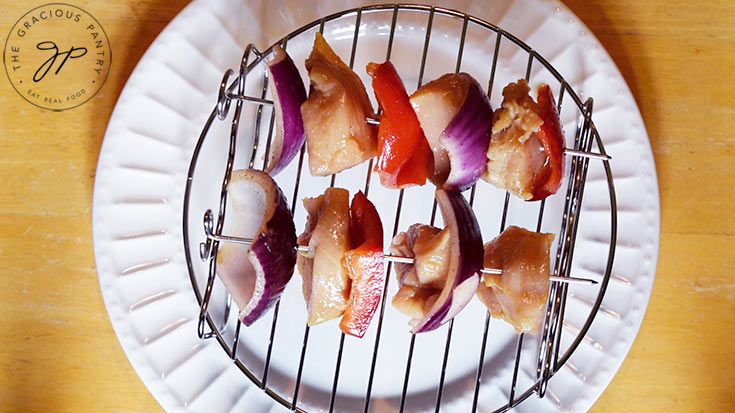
[391,285,439,320]
[483,80,548,200]
[301,32,377,176]
[390,224,451,326]
[476,226,555,333]
[297,188,351,325]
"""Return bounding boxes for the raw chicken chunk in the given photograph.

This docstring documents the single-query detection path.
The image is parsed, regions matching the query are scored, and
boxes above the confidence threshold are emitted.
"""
[476,225,555,333]
[301,32,377,176]
[483,80,548,200]
[297,187,351,325]
[390,224,451,326]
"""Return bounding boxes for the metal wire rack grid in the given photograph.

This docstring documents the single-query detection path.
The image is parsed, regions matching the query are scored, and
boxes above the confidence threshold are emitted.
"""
[182,4,617,412]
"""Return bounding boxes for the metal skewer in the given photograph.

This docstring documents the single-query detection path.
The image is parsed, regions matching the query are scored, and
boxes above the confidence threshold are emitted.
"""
[202,227,598,286]
[225,92,611,161]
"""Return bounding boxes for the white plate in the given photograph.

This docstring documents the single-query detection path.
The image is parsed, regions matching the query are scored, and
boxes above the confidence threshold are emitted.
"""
[92,0,660,412]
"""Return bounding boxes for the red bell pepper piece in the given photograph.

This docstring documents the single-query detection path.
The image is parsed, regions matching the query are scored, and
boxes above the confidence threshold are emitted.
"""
[367,61,433,189]
[529,85,565,201]
[340,191,385,338]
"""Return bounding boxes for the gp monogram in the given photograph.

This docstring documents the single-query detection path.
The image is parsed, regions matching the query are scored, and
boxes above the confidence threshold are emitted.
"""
[3,3,111,111]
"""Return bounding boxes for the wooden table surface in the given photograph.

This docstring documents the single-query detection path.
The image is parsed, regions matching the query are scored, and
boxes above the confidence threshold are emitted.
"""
[1,0,733,411]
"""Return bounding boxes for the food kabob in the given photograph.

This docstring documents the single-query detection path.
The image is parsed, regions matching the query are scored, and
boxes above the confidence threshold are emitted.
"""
[210,174,576,335]
[209,33,600,336]
[263,33,607,193]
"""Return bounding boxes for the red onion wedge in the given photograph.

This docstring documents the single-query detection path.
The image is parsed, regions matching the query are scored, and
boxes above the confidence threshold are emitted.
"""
[410,73,492,191]
[265,45,307,175]
[397,189,483,334]
[216,169,297,326]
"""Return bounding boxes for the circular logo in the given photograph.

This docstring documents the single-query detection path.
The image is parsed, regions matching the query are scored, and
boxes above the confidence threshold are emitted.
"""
[3,3,111,111]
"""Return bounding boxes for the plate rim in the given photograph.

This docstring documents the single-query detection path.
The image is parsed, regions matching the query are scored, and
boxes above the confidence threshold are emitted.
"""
[92,0,661,412]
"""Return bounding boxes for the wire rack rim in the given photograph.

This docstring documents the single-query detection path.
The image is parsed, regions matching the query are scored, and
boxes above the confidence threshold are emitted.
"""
[224,4,587,112]
[181,3,617,412]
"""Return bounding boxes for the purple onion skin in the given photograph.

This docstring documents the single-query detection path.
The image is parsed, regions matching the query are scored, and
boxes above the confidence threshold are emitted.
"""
[267,47,307,175]
[445,189,484,279]
[413,293,452,333]
[440,75,493,191]
[412,189,483,333]
[240,185,297,325]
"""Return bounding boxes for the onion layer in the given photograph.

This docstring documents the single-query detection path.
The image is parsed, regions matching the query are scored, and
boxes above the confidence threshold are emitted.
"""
[410,73,492,191]
[266,45,307,175]
[440,76,493,191]
[216,169,297,326]
[411,189,483,333]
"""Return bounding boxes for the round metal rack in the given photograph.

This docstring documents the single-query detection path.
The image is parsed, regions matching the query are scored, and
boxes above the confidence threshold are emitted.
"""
[183,4,617,412]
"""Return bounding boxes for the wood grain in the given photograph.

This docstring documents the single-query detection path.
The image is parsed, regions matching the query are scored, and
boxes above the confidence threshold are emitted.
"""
[562,1,735,411]
[0,0,733,412]
[0,1,192,412]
